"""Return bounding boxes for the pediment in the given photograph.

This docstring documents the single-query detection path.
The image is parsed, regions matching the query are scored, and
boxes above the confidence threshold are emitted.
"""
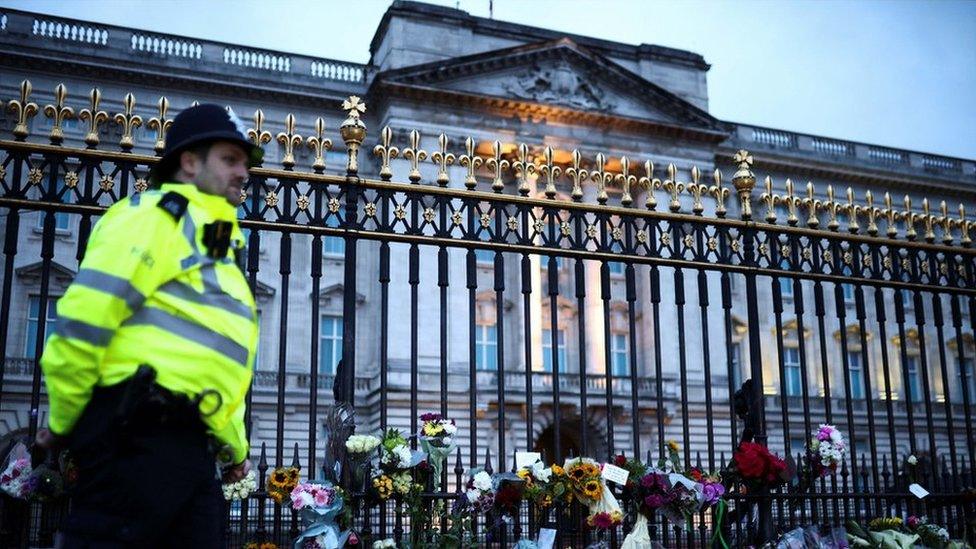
[376,38,726,134]
[16,261,76,288]
[316,283,365,305]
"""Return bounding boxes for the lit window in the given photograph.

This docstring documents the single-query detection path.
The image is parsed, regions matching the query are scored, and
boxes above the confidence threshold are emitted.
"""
[542,329,567,373]
[847,351,865,399]
[476,324,497,371]
[475,249,494,265]
[779,258,793,298]
[319,315,343,374]
[611,333,628,376]
[784,347,802,396]
[608,262,625,276]
[25,295,58,359]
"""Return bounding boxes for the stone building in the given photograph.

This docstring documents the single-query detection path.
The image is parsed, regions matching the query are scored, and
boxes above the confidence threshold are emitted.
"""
[0,1,973,483]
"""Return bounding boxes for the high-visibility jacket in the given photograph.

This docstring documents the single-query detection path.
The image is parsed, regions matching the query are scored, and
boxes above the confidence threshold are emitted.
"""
[41,183,258,464]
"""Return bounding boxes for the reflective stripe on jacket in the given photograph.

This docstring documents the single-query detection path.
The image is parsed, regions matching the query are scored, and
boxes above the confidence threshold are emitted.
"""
[41,183,257,464]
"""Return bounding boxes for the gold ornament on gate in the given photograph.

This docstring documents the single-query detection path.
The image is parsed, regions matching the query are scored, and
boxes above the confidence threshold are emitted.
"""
[43,83,74,146]
[340,96,367,176]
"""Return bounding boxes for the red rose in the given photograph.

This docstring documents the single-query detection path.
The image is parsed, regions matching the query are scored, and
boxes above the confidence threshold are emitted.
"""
[614,454,627,467]
[734,442,768,479]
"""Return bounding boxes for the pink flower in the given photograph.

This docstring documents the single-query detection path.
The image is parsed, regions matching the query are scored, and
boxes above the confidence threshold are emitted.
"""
[817,425,834,442]
[313,489,331,507]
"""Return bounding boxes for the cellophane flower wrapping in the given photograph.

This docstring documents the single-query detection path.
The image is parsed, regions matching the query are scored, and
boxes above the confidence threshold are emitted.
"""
[290,480,349,549]
[808,424,847,477]
[0,442,33,499]
[418,413,457,491]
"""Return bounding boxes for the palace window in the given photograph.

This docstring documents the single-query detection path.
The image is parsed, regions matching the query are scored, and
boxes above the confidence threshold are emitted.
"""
[904,355,921,401]
[784,347,803,396]
[847,351,865,399]
[475,324,497,371]
[730,342,743,388]
[608,261,625,276]
[319,315,343,374]
[25,295,59,359]
[542,328,567,373]
[611,333,628,376]
[324,215,344,256]
[960,357,975,403]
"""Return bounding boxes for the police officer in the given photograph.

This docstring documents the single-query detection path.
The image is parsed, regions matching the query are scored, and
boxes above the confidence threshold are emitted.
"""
[35,104,262,547]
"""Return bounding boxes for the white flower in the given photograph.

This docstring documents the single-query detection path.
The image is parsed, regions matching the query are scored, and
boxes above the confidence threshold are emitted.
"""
[442,422,457,435]
[936,528,949,541]
[346,434,381,454]
[829,429,843,444]
[373,539,396,549]
[441,436,453,446]
[393,444,412,467]
[466,489,482,503]
[908,455,918,465]
[472,471,493,491]
[530,461,552,483]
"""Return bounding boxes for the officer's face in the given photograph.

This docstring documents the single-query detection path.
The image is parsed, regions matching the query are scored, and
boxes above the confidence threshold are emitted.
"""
[183,141,249,205]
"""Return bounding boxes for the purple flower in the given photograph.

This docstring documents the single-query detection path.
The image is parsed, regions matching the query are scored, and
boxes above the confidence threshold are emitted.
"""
[420,412,442,422]
[644,494,665,508]
[817,425,835,442]
[701,482,725,505]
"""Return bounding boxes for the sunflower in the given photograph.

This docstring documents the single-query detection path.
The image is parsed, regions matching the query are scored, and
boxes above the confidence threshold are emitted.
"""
[667,440,681,453]
[581,462,601,477]
[583,479,602,500]
[259,544,278,549]
[516,468,534,487]
[551,465,565,476]
[568,464,587,481]
[268,470,289,488]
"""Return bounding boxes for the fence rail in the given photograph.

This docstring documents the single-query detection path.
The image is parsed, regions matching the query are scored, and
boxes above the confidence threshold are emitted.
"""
[0,80,974,547]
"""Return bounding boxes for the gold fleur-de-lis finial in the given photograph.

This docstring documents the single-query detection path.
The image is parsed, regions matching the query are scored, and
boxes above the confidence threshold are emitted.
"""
[903,195,919,241]
[513,143,537,196]
[638,160,662,210]
[760,175,778,223]
[823,185,841,231]
[485,140,510,193]
[565,149,588,202]
[43,83,74,146]
[864,190,879,236]
[276,113,303,170]
[114,92,143,151]
[431,133,456,187]
[591,153,613,205]
[845,187,860,234]
[78,87,108,148]
[339,96,367,176]
[616,156,637,207]
[939,200,953,245]
[781,179,800,226]
[958,204,972,247]
[246,109,272,147]
[883,192,899,238]
[921,198,936,243]
[731,149,756,220]
[539,145,562,199]
[146,96,173,156]
[458,137,482,190]
[685,165,708,215]
[7,80,38,141]
[662,163,685,212]
[372,126,399,181]
[709,168,729,218]
[306,117,333,172]
[402,129,428,183]
[802,182,821,228]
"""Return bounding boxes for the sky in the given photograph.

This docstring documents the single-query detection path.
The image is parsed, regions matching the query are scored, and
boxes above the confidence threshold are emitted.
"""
[5,0,975,159]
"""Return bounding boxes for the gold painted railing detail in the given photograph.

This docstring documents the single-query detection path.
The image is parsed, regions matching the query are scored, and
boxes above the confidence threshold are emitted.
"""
[2,80,974,249]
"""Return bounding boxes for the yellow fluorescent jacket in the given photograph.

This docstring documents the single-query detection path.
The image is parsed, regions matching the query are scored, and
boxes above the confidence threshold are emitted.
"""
[41,183,257,464]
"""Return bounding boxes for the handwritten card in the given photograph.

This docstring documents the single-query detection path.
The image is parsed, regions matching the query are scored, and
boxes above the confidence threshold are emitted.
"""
[515,451,542,469]
[601,463,630,485]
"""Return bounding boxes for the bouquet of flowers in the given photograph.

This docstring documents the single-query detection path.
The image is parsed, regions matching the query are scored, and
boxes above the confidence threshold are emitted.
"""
[267,466,301,505]
[243,542,278,549]
[808,424,847,477]
[728,441,791,491]
[345,434,381,456]
[418,413,458,491]
[378,429,416,471]
[463,470,495,512]
[0,444,33,499]
[563,457,604,505]
[290,480,351,549]
[517,460,559,510]
[223,470,258,501]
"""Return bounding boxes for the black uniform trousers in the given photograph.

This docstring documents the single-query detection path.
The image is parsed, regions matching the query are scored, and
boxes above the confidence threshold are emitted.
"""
[59,382,223,548]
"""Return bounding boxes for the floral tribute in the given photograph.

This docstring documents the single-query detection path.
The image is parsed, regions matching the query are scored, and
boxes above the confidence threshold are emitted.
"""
[418,413,457,491]
[728,440,791,490]
[266,466,300,504]
[223,470,258,501]
[808,424,847,477]
[0,441,65,502]
[847,515,963,548]
[291,480,353,549]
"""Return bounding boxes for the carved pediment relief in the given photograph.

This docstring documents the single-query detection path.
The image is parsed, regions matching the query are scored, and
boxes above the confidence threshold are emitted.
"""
[501,60,616,113]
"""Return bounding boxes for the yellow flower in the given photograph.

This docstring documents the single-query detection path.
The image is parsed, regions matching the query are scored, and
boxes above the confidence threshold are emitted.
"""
[259,544,278,549]
[244,544,259,549]
[551,465,564,476]
[583,479,602,500]
[516,468,534,486]
[581,463,601,477]
[373,475,394,500]
[667,440,680,453]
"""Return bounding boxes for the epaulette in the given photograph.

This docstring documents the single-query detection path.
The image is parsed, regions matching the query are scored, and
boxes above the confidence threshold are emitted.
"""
[156,192,189,221]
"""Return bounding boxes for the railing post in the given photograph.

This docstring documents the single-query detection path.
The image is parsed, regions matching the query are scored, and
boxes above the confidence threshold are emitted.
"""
[733,150,772,543]
[338,96,366,403]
